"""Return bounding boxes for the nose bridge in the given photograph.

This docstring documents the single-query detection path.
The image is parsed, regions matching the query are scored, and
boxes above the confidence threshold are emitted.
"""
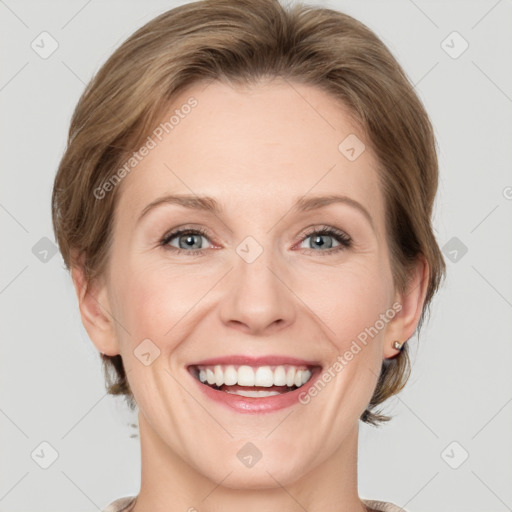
[219,234,296,333]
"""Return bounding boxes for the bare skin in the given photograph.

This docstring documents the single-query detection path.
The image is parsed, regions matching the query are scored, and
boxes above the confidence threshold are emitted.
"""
[72,78,428,512]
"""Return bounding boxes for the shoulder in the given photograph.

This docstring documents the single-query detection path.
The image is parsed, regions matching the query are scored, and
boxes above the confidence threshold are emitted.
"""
[102,496,137,512]
[362,499,408,512]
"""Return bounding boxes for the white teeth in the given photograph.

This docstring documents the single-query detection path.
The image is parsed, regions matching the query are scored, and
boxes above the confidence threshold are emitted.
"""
[223,365,238,386]
[286,367,296,387]
[273,366,287,386]
[255,366,274,387]
[224,389,282,398]
[206,368,215,385]
[195,364,313,389]
[215,365,223,387]
[237,365,255,386]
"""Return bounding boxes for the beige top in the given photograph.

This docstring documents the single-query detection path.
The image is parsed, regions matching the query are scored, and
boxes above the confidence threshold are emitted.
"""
[102,495,408,512]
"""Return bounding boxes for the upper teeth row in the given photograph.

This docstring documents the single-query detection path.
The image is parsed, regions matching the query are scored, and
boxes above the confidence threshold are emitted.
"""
[197,365,313,388]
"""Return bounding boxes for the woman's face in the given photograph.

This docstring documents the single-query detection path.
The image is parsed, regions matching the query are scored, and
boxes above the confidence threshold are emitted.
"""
[83,79,418,487]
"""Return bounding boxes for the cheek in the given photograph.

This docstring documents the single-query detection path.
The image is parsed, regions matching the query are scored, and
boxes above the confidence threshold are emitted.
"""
[298,265,390,414]
[295,259,393,346]
[110,259,216,347]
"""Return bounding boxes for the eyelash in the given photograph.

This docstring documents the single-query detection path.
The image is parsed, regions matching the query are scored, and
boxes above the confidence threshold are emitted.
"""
[160,225,352,257]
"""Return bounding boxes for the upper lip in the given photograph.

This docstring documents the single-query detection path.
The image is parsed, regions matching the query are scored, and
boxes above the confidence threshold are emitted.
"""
[188,355,322,368]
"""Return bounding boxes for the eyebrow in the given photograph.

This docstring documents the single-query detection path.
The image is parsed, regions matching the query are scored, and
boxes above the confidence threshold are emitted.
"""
[137,193,375,231]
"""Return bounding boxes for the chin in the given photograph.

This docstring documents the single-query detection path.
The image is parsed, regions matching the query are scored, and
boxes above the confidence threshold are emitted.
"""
[195,448,311,490]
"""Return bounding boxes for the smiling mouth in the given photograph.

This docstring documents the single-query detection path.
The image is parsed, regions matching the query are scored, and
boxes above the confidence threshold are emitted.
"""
[188,363,321,397]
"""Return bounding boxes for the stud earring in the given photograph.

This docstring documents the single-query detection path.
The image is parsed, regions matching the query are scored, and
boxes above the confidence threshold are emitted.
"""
[393,340,404,351]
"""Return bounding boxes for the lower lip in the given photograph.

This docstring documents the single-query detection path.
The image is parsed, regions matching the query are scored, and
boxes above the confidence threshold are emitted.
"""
[188,367,323,413]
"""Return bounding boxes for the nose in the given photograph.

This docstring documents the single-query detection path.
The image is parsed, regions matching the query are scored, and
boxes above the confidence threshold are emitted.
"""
[218,244,297,336]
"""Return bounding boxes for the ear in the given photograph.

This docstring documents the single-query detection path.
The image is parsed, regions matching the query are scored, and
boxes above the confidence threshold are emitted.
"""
[70,255,120,357]
[383,255,430,359]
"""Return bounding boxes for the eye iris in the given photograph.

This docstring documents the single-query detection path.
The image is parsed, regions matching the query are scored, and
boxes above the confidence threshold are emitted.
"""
[311,234,333,249]
[180,233,201,249]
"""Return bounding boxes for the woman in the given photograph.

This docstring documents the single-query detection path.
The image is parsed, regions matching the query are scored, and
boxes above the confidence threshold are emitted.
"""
[51,0,446,510]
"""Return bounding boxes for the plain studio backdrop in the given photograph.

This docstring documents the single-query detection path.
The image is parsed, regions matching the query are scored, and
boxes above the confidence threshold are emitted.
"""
[1,1,511,511]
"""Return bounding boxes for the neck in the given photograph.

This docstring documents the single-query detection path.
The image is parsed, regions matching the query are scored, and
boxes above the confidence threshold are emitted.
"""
[132,411,368,512]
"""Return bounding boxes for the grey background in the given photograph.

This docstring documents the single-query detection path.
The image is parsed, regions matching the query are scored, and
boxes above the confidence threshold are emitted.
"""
[1,0,511,511]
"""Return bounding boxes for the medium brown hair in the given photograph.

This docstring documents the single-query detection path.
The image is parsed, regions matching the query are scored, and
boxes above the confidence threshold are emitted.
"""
[52,0,446,426]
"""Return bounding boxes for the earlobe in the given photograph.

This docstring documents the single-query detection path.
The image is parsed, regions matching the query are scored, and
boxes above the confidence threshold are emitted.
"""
[383,256,430,359]
[70,262,120,357]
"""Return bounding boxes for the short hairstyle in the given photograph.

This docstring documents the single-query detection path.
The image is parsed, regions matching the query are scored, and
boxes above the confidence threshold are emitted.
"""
[52,0,446,426]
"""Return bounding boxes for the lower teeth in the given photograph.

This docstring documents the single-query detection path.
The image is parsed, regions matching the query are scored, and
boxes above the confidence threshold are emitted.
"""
[224,389,283,397]
[206,383,298,397]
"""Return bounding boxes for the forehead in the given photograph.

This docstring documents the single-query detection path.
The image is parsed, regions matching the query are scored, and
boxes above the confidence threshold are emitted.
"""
[116,79,384,232]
